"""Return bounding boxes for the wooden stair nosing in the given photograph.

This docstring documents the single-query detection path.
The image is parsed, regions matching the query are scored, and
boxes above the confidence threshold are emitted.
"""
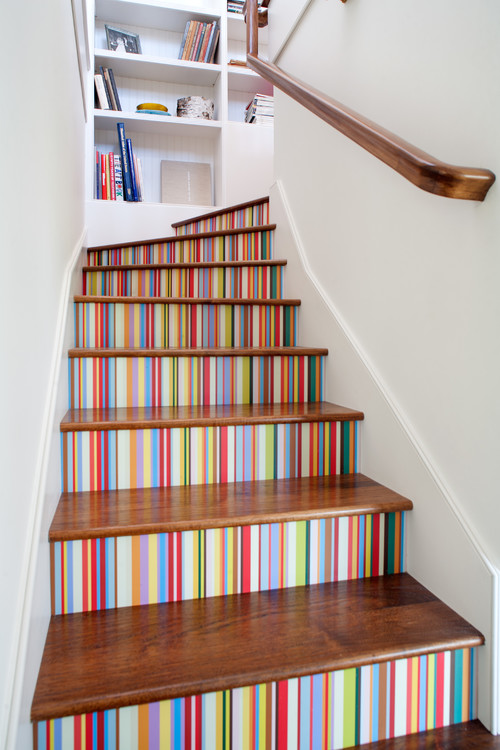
[60,401,365,433]
[359,720,500,749]
[87,224,277,253]
[49,473,413,542]
[30,574,484,722]
[83,259,287,273]
[171,196,269,228]
[74,294,300,306]
[67,345,329,359]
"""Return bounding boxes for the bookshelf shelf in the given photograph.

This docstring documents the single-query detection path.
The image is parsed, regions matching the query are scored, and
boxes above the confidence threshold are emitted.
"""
[95,49,222,86]
[95,109,222,138]
[89,0,274,218]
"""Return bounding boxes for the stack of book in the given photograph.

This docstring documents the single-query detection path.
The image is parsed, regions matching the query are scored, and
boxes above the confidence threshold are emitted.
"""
[245,93,274,125]
[94,123,145,201]
[94,67,122,110]
[178,20,220,63]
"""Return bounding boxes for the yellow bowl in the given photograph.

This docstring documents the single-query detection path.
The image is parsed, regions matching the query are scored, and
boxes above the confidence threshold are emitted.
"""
[136,102,168,112]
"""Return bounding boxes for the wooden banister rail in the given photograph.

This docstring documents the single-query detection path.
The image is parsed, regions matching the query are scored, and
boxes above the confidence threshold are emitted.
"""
[245,0,495,201]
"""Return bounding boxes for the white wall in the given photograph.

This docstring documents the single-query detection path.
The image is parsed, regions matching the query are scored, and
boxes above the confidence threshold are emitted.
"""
[269,0,499,732]
[0,0,87,746]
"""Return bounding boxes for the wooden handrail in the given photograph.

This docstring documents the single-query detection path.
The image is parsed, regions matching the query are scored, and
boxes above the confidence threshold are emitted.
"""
[245,0,495,201]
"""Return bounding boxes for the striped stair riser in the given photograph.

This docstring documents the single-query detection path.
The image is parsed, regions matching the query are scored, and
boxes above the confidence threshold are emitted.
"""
[82,265,284,300]
[51,512,405,614]
[33,647,477,750]
[74,302,298,349]
[86,231,273,268]
[60,420,360,493]
[68,355,325,409]
[175,204,270,236]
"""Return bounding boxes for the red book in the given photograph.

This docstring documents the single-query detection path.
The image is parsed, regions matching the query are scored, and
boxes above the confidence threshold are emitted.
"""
[109,153,116,201]
[101,153,107,200]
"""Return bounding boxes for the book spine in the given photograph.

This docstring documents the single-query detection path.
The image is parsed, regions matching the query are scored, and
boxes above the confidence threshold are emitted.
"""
[101,153,107,200]
[178,20,190,59]
[94,74,110,109]
[103,69,117,110]
[126,138,139,202]
[182,21,196,60]
[99,66,113,108]
[95,149,100,199]
[136,157,145,202]
[199,22,212,63]
[106,154,111,200]
[107,68,122,111]
[193,23,206,61]
[109,152,117,200]
[116,122,134,201]
[187,21,201,61]
[207,23,220,64]
[114,155,124,201]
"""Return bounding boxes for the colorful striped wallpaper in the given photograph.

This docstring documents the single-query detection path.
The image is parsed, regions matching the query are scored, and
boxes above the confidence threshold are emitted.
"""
[61,421,360,493]
[87,230,273,268]
[51,512,405,614]
[174,203,270,236]
[68,354,325,409]
[83,265,284,300]
[73,301,298,349]
[34,647,477,750]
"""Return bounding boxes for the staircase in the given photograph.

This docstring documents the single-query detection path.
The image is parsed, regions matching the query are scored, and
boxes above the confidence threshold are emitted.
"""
[31,196,489,749]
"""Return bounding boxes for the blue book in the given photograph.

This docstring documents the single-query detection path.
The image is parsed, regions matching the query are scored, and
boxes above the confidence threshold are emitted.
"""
[126,137,139,202]
[116,123,134,201]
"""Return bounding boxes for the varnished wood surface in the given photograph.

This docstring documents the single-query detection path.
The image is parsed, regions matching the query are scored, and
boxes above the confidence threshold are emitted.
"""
[88,224,276,253]
[361,721,500,749]
[31,574,484,721]
[74,294,301,306]
[245,0,495,201]
[82,258,287,273]
[50,473,412,541]
[171,196,269,228]
[60,401,365,432]
[67,345,329,359]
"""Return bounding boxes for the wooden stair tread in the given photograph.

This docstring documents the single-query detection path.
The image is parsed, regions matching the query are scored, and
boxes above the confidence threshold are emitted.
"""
[50,473,412,541]
[171,196,269,228]
[67,345,329,358]
[360,720,500,749]
[83,259,286,272]
[60,401,364,432]
[74,295,300,306]
[88,224,276,253]
[31,573,484,721]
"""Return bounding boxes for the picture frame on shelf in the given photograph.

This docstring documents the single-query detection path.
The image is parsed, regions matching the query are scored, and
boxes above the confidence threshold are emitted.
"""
[105,25,142,54]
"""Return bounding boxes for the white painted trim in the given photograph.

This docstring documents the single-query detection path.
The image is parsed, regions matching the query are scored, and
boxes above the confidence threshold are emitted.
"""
[269,0,314,64]
[272,177,499,731]
[3,227,87,750]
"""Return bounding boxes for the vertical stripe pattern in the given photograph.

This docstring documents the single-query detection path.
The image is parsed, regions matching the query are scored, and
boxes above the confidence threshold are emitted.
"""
[83,264,284,299]
[60,421,360,493]
[51,512,405,614]
[73,301,298,349]
[68,354,325,409]
[174,202,270,235]
[33,648,478,749]
[86,230,273,267]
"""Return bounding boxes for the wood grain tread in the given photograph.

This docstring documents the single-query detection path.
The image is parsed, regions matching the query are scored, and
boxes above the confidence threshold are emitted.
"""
[50,473,412,541]
[360,720,500,749]
[68,346,328,359]
[171,196,269,228]
[87,224,276,253]
[60,401,364,432]
[74,295,300,306]
[67,345,329,359]
[31,573,484,721]
[83,259,286,273]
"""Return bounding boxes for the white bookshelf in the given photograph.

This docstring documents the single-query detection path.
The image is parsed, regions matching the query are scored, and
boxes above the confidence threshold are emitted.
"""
[89,0,274,218]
